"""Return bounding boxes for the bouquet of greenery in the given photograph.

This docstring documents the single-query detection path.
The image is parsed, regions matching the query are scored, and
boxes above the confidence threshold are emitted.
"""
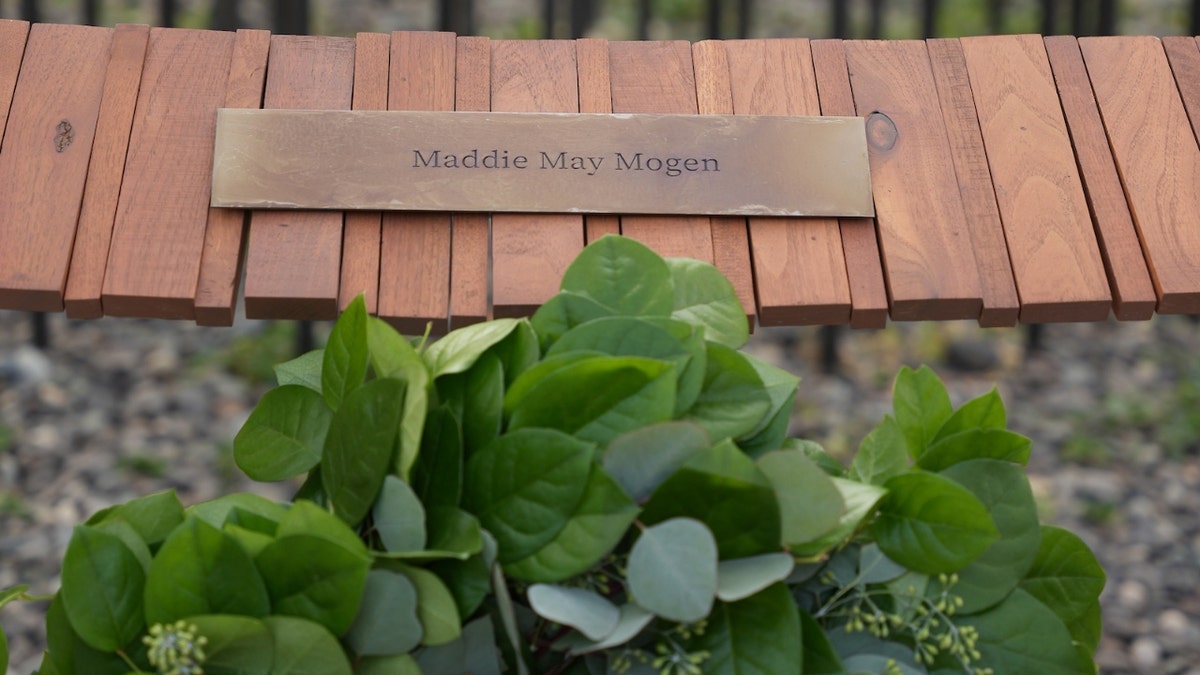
[1,235,1104,674]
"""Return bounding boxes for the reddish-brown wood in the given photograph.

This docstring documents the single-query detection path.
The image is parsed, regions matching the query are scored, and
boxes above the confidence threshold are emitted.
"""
[62,24,149,319]
[1165,36,1200,143]
[490,40,585,318]
[843,40,982,320]
[810,39,889,329]
[0,24,111,312]
[449,35,491,329]
[193,28,269,326]
[337,32,389,317]
[926,38,1021,327]
[608,41,714,263]
[576,38,623,251]
[242,36,354,320]
[1045,36,1157,321]
[723,39,851,326]
[1081,36,1200,314]
[0,20,29,144]
[691,39,756,329]
[378,31,455,333]
[104,29,236,318]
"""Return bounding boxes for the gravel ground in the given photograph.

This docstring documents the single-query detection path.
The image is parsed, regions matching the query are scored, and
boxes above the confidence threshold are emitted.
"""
[2,310,1200,674]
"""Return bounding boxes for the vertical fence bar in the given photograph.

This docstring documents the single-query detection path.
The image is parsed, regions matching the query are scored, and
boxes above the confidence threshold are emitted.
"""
[274,0,311,35]
[211,0,242,30]
[868,0,884,37]
[1098,0,1115,35]
[707,0,720,37]
[160,0,176,26]
[1070,0,1086,34]
[831,0,848,37]
[1042,0,1057,35]
[637,0,650,39]
[543,0,556,36]
[987,0,1005,32]
[570,0,592,38]
[1193,0,1200,36]
[19,0,38,22]
[922,0,939,37]
[84,0,98,25]
[737,0,750,38]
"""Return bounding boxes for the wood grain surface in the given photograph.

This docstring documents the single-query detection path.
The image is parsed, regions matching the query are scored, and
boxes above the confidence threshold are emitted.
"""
[0,20,28,144]
[724,38,851,326]
[577,39,622,246]
[193,28,269,326]
[490,39,584,318]
[63,24,149,319]
[1045,35,1156,320]
[926,38,1021,326]
[692,39,756,329]
[0,24,111,312]
[1081,36,1200,313]
[843,40,981,320]
[449,35,490,329]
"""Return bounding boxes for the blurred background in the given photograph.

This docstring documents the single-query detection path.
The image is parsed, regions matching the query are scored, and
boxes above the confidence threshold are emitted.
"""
[3,1,1200,674]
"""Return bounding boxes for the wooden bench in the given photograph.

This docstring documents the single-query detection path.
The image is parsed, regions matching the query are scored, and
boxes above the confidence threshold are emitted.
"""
[1,22,1199,332]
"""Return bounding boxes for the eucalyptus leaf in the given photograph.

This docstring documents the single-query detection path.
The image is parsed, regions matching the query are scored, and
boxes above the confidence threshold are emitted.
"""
[933,387,1006,441]
[529,291,614,352]
[59,525,145,652]
[916,428,1032,472]
[491,565,531,675]
[1018,525,1106,628]
[873,471,999,575]
[274,349,325,393]
[234,385,332,482]
[344,570,423,656]
[666,257,749,349]
[789,477,886,558]
[255,535,371,636]
[684,342,771,443]
[414,616,503,675]
[322,378,406,526]
[830,631,924,674]
[849,415,909,486]
[560,234,674,317]
[322,294,369,410]
[757,449,844,548]
[627,518,718,622]
[367,316,429,479]
[265,616,353,675]
[892,365,953,459]
[465,428,595,563]
[565,604,656,655]
[857,543,907,584]
[602,421,710,502]
[188,614,273,675]
[392,563,462,646]
[689,583,802,675]
[373,476,427,553]
[968,589,1093,674]
[716,553,795,602]
[528,584,621,641]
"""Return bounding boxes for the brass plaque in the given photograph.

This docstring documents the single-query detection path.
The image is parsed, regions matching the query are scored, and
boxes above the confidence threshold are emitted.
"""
[211,109,874,217]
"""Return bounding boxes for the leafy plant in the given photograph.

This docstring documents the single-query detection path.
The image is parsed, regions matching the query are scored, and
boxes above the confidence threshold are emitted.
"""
[1,236,1104,674]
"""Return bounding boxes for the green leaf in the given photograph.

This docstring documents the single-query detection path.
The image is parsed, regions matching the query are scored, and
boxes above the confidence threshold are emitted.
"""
[344,570,423,656]
[849,415,909,486]
[627,518,718,622]
[642,440,781,559]
[357,654,422,675]
[491,565,531,675]
[60,525,145,651]
[373,476,427,553]
[736,387,796,459]
[265,616,353,675]
[873,471,999,575]
[935,459,1041,613]
[1019,525,1106,628]
[465,428,595,563]
[86,490,185,549]
[789,477,886,557]
[92,518,153,572]
[689,583,802,675]
[409,405,463,509]
[602,421,710,502]
[1,624,7,674]
[716,553,795,602]
[916,427,1032,472]
[44,592,132,675]
[757,449,844,548]
[274,349,325,393]
[490,319,540,386]
[144,517,270,624]
[1064,598,1104,654]
[189,614,273,675]
[234,385,332,482]
[428,553,491,619]
[322,378,405,525]
[413,616,503,675]
[830,632,923,674]
[276,499,367,558]
[367,316,430,479]
[424,506,484,558]
[560,235,674,317]
[255,535,371,636]
[798,607,843,674]
[528,584,621,641]
[892,365,953,459]
[564,604,656,655]
[858,543,907,583]
[529,291,614,352]
[666,257,748,349]
[187,493,288,531]
[933,387,1006,441]
[783,437,846,477]
[436,351,502,456]
[968,588,1094,674]
[742,355,800,437]
[392,563,462,646]
[322,294,370,410]
[507,355,677,447]
[503,465,639,582]
[684,342,771,443]
[423,318,527,378]
[0,584,26,608]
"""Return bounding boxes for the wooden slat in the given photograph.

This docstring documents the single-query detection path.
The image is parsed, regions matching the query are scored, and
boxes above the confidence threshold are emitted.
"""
[63,24,149,319]
[337,32,389,316]
[723,38,850,326]
[0,20,29,143]
[0,24,111,312]
[810,38,889,329]
[691,40,756,329]
[194,28,269,326]
[449,35,490,329]
[378,31,455,333]
[577,39,622,246]
[490,40,585,318]
[1081,36,1200,313]
[843,40,982,320]
[1046,36,1157,320]
[103,28,235,318]
[926,38,1021,327]
[609,41,714,263]
[243,35,354,320]
[1165,36,1200,141]
[961,35,1110,323]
